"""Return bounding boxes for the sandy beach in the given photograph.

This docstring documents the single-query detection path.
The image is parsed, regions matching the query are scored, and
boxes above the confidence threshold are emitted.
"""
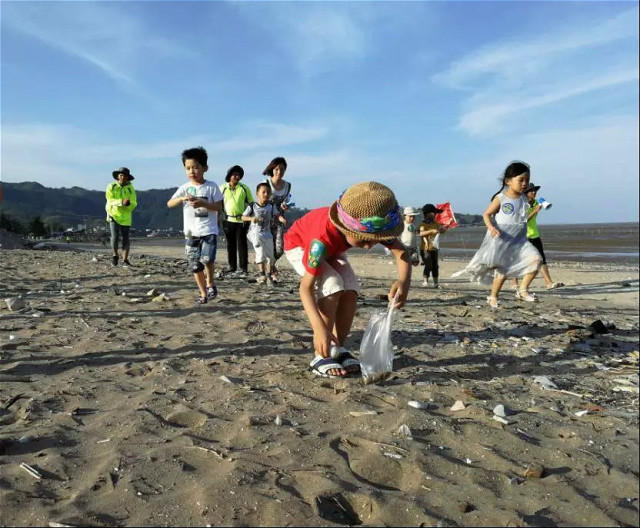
[1,242,638,527]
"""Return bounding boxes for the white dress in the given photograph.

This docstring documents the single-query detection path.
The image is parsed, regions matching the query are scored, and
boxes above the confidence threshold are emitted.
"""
[452,193,541,284]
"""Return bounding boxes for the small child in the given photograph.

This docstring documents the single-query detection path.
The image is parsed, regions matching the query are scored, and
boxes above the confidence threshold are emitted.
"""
[167,147,223,304]
[418,204,448,288]
[400,206,421,267]
[283,181,411,378]
[452,161,542,308]
[242,182,287,286]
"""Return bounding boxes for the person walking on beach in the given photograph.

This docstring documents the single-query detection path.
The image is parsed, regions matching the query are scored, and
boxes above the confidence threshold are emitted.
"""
[105,167,137,267]
[512,182,564,291]
[418,203,448,288]
[242,182,286,286]
[263,157,292,283]
[451,161,542,309]
[220,165,253,278]
[284,181,411,378]
[400,206,421,267]
[167,147,223,305]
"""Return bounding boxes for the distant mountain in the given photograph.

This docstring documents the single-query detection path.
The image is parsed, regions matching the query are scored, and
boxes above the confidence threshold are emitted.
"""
[2,181,183,230]
[1,181,483,231]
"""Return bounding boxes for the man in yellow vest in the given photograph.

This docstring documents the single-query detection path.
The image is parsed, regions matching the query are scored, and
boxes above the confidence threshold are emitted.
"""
[106,167,137,267]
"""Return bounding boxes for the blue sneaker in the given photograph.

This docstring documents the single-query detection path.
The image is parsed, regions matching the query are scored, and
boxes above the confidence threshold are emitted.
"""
[206,284,218,300]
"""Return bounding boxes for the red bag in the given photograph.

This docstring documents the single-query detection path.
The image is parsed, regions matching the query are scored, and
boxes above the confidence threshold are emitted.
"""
[435,202,458,229]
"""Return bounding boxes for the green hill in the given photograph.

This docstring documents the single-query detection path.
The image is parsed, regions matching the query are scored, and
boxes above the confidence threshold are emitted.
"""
[1,181,482,232]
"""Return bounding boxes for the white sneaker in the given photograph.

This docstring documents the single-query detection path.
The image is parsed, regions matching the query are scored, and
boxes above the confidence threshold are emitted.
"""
[422,278,429,287]
[256,275,266,284]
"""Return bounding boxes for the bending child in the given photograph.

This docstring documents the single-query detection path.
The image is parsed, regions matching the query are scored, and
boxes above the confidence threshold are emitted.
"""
[167,147,223,304]
[452,161,542,308]
[284,181,411,378]
[242,182,287,286]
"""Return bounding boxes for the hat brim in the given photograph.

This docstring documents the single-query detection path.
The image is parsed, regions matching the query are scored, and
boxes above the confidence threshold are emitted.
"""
[112,171,134,181]
[329,201,403,242]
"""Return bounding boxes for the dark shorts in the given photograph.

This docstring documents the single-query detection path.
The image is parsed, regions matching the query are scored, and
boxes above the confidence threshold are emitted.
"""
[185,234,218,265]
[528,237,546,265]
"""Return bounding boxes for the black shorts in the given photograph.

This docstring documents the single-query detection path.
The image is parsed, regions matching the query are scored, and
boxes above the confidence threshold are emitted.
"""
[528,237,546,265]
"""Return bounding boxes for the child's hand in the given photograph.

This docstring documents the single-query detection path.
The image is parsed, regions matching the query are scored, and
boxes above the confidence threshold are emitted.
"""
[313,329,339,359]
[252,217,259,223]
[122,199,131,206]
[388,280,409,309]
[489,226,501,238]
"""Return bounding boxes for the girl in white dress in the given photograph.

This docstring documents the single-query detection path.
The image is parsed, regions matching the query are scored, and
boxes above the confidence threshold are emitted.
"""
[452,161,542,308]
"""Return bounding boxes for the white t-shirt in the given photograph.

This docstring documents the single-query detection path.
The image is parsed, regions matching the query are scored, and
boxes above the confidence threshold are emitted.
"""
[400,222,417,250]
[243,202,279,238]
[171,180,223,237]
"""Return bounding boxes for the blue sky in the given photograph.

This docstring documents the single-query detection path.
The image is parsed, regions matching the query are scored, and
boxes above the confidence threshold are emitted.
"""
[1,0,638,224]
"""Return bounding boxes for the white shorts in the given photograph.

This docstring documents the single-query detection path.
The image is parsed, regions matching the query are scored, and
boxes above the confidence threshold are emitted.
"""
[285,247,360,300]
[254,237,275,265]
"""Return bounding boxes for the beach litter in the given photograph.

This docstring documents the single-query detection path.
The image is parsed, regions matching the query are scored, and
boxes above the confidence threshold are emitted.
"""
[360,294,397,385]
[533,376,558,390]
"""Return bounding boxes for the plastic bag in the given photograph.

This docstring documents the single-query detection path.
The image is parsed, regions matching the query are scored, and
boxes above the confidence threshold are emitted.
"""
[359,295,398,384]
[247,223,261,248]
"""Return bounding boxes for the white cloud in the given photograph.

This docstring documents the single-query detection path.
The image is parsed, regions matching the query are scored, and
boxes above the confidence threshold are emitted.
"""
[0,121,332,190]
[434,6,638,88]
[432,6,639,137]
[459,68,639,136]
[232,2,372,77]
[1,1,190,90]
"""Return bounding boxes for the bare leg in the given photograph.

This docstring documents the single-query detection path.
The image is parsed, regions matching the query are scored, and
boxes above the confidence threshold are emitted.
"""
[539,264,554,287]
[520,269,538,292]
[205,262,215,288]
[491,274,506,300]
[123,249,129,261]
[333,290,358,345]
[194,271,207,298]
[317,292,347,376]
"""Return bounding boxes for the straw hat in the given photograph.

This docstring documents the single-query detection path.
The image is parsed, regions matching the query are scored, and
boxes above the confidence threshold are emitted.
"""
[329,181,403,241]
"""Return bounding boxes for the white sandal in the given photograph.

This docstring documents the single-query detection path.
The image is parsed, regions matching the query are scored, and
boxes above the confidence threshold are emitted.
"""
[516,290,536,302]
[309,356,345,378]
[487,296,499,309]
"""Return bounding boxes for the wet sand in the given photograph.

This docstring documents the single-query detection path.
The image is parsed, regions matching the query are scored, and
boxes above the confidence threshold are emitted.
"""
[0,245,638,527]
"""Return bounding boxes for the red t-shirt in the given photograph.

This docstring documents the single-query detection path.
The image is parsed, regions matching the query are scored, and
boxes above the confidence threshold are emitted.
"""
[283,207,351,275]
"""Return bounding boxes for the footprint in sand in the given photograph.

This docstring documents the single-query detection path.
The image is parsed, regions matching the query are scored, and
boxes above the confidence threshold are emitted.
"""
[166,408,208,428]
[331,436,421,492]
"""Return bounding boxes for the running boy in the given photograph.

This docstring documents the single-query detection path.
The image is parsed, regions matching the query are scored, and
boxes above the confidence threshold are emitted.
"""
[284,181,411,378]
[242,182,286,286]
[167,147,223,304]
